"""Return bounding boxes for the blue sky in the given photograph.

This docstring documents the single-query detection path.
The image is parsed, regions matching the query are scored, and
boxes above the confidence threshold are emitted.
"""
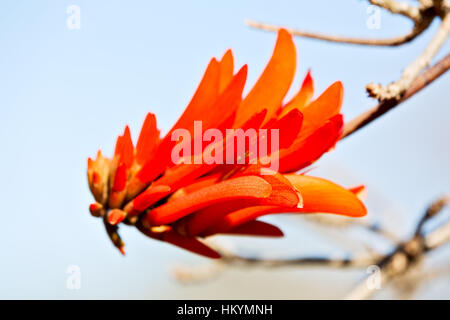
[0,0,448,298]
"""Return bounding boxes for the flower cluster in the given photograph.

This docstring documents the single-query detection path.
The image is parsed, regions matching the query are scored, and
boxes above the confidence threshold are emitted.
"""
[87,29,367,258]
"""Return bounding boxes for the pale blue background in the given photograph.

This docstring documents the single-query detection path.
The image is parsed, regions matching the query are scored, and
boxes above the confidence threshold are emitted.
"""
[0,0,449,299]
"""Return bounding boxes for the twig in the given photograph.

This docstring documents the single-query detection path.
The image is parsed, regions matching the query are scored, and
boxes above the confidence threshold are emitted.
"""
[367,11,450,100]
[415,195,450,235]
[174,196,449,300]
[247,0,448,102]
[345,195,450,299]
[246,0,438,47]
[304,215,400,243]
[369,0,421,21]
[173,261,227,284]
[245,19,430,47]
[219,254,377,269]
[341,53,450,138]
[425,221,450,249]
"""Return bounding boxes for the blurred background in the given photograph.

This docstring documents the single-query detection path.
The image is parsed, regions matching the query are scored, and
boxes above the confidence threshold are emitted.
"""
[0,0,449,299]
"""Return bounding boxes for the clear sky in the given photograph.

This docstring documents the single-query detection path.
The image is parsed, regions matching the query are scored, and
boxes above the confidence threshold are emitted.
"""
[0,0,448,298]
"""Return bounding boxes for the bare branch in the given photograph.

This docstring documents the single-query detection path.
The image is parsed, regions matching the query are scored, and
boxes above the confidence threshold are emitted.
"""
[346,195,449,299]
[245,18,430,47]
[425,221,450,249]
[367,12,450,100]
[219,253,377,269]
[369,0,421,21]
[341,53,450,139]
[415,195,450,235]
[173,261,226,284]
[304,215,400,243]
[246,0,447,103]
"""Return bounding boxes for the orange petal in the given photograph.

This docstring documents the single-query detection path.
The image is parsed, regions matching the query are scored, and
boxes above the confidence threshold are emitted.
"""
[166,58,221,135]
[217,220,283,237]
[114,136,123,157]
[237,166,302,207]
[234,29,296,127]
[135,59,221,183]
[136,113,160,165]
[279,70,314,117]
[279,114,343,173]
[201,65,247,132]
[112,162,127,192]
[135,146,171,185]
[201,206,280,236]
[202,175,367,235]
[135,65,247,184]
[114,126,134,168]
[219,49,234,94]
[185,170,300,236]
[182,173,222,194]
[185,200,246,236]
[222,109,267,165]
[154,105,263,193]
[298,81,343,139]
[266,108,303,149]
[131,184,172,213]
[147,175,272,226]
[285,174,367,217]
[154,162,215,193]
[162,230,221,259]
[349,185,368,201]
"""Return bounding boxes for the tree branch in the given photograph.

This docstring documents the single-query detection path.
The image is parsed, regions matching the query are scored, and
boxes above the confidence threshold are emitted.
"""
[425,221,450,249]
[415,195,450,235]
[245,18,431,47]
[219,254,377,269]
[341,53,450,139]
[367,11,450,100]
[173,196,450,300]
[369,0,421,21]
[345,195,450,299]
[246,0,448,102]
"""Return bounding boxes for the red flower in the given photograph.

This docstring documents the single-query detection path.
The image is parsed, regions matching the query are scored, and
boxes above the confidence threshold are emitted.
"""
[87,29,367,258]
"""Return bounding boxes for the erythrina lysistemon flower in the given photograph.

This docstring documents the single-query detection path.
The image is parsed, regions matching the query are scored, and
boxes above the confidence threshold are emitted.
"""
[87,29,367,258]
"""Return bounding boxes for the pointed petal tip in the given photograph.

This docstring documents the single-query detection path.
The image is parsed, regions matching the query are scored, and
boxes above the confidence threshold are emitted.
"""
[222,48,233,59]
[278,28,293,39]
[303,70,314,86]
[349,185,368,201]
[237,64,248,77]
[333,80,344,100]
[286,174,367,218]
